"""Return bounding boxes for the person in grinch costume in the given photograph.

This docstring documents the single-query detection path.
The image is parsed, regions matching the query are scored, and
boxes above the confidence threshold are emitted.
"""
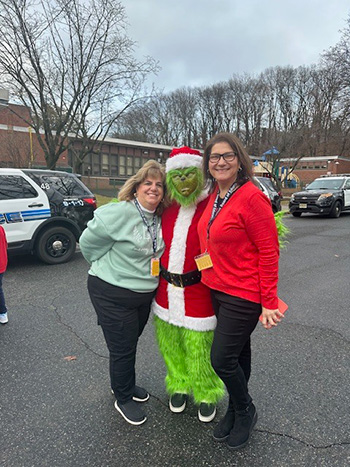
[152,146,225,423]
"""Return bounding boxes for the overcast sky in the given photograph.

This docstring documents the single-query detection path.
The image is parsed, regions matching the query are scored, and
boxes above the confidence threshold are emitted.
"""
[124,0,350,93]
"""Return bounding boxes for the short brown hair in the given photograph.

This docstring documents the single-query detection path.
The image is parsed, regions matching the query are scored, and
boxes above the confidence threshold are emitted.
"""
[203,133,254,193]
[118,160,167,215]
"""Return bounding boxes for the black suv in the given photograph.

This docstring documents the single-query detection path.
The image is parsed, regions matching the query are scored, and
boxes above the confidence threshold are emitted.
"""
[0,168,96,264]
[255,176,282,213]
[289,175,350,218]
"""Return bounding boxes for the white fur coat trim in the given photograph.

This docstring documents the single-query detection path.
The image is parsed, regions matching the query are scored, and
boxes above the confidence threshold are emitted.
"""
[152,300,217,331]
[167,204,196,324]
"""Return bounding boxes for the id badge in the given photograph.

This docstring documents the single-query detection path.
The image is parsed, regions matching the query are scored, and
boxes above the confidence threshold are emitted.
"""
[194,252,213,271]
[151,257,160,276]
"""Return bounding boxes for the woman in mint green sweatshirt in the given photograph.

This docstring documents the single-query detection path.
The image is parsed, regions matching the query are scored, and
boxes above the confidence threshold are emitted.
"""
[79,160,166,426]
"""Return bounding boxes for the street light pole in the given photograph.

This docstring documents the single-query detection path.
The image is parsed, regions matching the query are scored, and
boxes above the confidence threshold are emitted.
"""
[28,127,34,168]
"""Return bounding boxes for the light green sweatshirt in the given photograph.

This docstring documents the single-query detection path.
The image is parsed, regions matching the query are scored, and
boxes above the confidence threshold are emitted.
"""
[79,201,165,293]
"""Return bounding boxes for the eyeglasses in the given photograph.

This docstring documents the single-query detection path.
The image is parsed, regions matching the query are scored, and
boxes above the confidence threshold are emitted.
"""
[209,152,237,163]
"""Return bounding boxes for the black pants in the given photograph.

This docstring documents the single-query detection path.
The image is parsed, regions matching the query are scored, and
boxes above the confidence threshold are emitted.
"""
[0,273,7,314]
[210,291,261,411]
[87,275,155,404]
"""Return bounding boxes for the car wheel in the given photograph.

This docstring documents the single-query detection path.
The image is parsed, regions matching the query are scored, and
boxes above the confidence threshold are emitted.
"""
[292,212,302,217]
[36,226,76,264]
[329,200,342,218]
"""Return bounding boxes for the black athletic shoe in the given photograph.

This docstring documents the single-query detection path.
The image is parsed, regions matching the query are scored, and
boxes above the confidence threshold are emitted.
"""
[133,386,150,402]
[169,393,187,413]
[198,403,216,422]
[111,386,150,403]
[114,400,147,426]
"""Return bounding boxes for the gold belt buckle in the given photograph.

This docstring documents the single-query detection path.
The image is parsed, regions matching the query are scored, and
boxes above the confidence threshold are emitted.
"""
[170,272,184,288]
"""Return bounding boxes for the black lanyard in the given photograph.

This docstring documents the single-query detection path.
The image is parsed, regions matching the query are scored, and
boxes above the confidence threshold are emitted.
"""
[134,199,158,255]
[206,182,240,240]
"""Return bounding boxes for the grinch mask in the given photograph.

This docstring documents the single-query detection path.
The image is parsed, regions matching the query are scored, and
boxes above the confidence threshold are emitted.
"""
[167,167,204,207]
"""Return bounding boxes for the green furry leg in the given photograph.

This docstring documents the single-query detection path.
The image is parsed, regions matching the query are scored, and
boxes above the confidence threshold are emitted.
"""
[154,316,224,405]
[183,328,225,405]
[154,316,190,395]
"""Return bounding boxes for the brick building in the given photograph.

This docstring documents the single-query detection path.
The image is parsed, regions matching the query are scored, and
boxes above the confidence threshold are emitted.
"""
[281,156,350,187]
[2,91,350,194]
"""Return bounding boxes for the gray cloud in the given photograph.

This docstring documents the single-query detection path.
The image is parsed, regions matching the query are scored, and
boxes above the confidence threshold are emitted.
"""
[125,0,350,91]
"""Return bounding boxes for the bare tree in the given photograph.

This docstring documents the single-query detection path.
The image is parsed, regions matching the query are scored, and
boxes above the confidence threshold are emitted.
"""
[322,14,350,156]
[0,0,158,170]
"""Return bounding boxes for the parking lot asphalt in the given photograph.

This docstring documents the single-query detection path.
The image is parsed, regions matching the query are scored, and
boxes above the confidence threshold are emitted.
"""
[1,213,350,467]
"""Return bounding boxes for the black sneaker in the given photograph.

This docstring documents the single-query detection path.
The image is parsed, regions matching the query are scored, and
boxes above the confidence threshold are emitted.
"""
[114,400,147,426]
[111,386,150,403]
[227,403,257,450]
[213,409,235,442]
[198,403,216,422]
[169,393,187,413]
[133,386,150,402]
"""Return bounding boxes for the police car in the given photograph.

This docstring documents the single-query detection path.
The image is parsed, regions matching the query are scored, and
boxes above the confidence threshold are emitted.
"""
[0,168,96,264]
[289,174,350,218]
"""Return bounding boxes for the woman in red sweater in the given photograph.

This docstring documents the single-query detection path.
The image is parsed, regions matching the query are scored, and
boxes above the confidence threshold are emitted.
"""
[197,133,283,450]
[0,226,8,324]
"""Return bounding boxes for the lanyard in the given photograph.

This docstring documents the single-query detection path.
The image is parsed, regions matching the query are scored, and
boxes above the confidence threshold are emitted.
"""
[206,182,239,240]
[134,199,158,255]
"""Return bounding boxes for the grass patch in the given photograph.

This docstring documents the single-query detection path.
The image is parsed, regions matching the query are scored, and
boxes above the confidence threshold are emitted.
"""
[95,194,115,207]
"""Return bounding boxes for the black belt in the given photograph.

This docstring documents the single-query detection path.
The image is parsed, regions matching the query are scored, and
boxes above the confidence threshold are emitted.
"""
[160,265,201,288]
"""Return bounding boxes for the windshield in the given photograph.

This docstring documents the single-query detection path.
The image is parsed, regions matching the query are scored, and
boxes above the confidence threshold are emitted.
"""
[307,178,344,190]
[258,177,278,193]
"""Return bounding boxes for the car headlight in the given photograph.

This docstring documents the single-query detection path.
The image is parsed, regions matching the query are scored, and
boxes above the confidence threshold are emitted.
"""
[318,193,333,200]
[317,193,333,203]
[290,194,295,201]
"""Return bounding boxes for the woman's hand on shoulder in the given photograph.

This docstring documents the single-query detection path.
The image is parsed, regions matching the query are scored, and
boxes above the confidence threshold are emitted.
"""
[261,306,284,330]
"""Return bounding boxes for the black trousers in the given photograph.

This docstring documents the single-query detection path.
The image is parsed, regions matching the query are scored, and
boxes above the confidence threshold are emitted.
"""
[87,275,155,404]
[210,291,261,412]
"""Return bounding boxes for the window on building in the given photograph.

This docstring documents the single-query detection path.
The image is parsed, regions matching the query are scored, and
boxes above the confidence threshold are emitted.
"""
[127,156,133,175]
[110,155,118,176]
[102,154,109,176]
[134,157,141,171]
[119,155,126,175]
[92,153,100,175]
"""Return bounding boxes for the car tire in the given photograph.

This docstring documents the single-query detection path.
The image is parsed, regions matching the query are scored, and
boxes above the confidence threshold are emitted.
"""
[292,212,302,217]
[329,200,342,218]
[36,226,76,264]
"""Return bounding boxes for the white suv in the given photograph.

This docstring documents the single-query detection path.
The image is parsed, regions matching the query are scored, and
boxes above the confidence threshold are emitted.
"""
[0,168,96,264]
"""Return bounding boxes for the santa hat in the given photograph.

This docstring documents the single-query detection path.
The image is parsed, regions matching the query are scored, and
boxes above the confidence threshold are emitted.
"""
[165,146,203,172]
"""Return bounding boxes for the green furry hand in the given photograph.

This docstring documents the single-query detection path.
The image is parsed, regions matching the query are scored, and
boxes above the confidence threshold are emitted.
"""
[274,211,290,248]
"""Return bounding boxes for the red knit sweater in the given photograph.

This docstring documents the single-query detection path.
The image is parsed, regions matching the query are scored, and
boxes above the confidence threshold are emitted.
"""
[0,226,8,274]
[198,181,279,309]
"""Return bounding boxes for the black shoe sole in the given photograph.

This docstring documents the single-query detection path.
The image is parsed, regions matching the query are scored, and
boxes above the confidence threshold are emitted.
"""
[227,411,258,450]
[213,433,229,442]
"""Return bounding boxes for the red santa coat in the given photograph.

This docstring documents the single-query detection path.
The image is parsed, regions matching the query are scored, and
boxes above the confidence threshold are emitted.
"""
[153,192,216,331]
[0,226,8,274]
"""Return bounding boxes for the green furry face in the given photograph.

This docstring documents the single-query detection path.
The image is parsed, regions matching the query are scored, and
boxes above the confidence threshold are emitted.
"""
[167,167,203,206]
